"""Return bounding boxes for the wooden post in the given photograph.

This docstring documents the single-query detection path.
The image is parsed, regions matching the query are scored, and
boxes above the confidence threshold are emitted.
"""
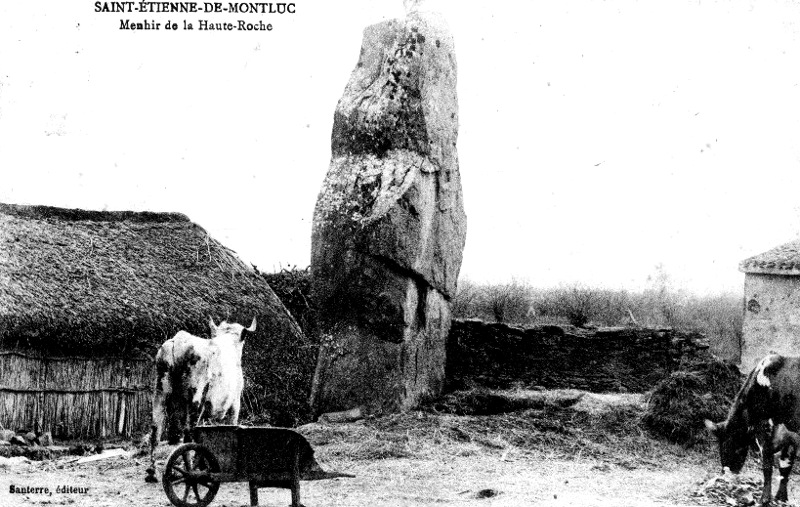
[117,393,126,435]
[291,444,301,507]
[248,480,259,506]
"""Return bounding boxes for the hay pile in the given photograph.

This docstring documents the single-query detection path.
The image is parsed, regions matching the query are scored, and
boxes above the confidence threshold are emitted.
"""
[424,389,659,460]
[690,471,767,507]
[303,389,665,465]
[427,388,583,416]
[643,358,742,445]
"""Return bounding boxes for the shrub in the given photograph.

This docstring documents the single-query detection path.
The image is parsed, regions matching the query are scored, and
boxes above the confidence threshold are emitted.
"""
[451,279,483,320]
[484,279,533,324]
[254,265,321,426]
[539,285,601,328]
[452,279,534,324]
[261,265,319,341]
[451,277,742,356]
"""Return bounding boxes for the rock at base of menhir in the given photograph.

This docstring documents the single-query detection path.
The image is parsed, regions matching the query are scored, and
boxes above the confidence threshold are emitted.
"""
[9,436,27,447]
[310,8,465,415]
[38,432,53,447]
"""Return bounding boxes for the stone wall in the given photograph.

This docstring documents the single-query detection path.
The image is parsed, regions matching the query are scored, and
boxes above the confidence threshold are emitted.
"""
[741,273,800,372]
[446,320,711,393]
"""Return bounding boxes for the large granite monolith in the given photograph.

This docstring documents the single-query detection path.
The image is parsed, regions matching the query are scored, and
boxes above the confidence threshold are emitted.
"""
[309,7,466,415]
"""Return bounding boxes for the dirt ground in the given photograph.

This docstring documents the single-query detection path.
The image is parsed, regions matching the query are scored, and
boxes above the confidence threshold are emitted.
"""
[0,390,795,507]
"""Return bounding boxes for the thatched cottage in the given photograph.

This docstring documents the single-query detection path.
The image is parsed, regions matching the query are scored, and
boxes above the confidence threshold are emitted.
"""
[0,203,312,439]
[739,239,800,372]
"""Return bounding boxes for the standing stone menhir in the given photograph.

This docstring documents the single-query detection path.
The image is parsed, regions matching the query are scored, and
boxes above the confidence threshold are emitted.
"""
[309,5,466,415]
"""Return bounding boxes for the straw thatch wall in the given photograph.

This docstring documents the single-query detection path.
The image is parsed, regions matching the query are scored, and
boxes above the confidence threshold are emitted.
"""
[0,351,152,438]
[0,203,312,437]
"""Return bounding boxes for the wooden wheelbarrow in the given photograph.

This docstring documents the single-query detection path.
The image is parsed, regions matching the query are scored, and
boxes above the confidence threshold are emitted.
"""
[162,425,353,507]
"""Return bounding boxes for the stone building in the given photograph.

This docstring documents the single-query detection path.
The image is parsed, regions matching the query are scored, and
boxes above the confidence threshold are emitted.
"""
[739,239,800,372]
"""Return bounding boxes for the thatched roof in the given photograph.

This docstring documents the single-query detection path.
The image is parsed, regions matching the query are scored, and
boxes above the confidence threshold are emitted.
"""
[739,239,800,276]
[0,202,301,356]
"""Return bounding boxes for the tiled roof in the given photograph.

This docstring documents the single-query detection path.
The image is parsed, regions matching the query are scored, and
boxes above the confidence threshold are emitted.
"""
[739,239,800,275]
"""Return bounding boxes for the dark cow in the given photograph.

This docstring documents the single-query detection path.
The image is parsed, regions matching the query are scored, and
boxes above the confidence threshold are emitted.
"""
[704,354,800,505]
[145,316,256,482]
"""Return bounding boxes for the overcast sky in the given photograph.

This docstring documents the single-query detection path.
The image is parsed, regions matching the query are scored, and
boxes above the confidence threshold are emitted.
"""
[2,0,799,294]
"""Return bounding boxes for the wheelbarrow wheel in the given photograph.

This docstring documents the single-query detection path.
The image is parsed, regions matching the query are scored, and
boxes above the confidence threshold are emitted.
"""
[163,442,221,507]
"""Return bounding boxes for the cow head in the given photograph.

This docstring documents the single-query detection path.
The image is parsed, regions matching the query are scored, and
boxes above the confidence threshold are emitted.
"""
[209,317,257,345]
[705,418,749,473]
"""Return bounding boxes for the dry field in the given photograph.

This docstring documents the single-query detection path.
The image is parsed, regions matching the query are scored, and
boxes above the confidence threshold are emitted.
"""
[0,390,793,507]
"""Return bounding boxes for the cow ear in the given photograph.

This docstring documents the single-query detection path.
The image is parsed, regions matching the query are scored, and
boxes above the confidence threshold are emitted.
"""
[246,317,257,334]
[209,317,218,334]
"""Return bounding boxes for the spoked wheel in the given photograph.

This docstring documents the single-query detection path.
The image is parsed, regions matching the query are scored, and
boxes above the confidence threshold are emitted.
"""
[162,443,221,507]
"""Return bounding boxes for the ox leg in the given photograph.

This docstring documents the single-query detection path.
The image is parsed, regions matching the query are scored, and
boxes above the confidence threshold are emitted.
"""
[185,381,210,441]
[148,360,170,482]
[761,426,775,506]
[230,398,241,426]
[249,480,259,506]
[776,444,796,502]
[146,394,166,483]
[145,424,161,483]
[184,400,203,443]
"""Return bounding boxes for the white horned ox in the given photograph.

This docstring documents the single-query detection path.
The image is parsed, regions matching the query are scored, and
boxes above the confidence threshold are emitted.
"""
[145,316,256,482]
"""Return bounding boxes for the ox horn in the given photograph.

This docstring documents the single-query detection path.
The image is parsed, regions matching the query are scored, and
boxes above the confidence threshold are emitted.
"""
[704,419,723,434]
[209,316,218,334]
[246,317,257,333]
